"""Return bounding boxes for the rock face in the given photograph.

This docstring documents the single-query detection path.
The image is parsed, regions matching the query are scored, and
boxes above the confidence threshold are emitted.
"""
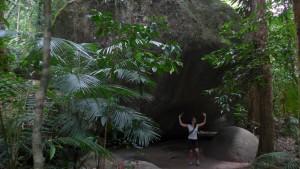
[204,126,259,162]
[53,0,240,138]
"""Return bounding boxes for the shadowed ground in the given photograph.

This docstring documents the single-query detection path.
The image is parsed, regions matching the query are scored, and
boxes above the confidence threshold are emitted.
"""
[112,139,249,169]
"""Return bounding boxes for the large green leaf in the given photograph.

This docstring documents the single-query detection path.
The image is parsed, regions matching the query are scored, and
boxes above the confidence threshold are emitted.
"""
[51,74,101,94]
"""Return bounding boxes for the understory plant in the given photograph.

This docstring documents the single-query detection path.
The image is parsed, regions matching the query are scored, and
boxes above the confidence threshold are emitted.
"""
[250,152,300,169]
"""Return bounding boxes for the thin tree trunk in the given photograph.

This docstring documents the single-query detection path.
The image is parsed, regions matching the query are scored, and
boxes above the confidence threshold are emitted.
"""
[0,108,8,159]
[32,0,51,168]
[5,0,19,19]
[37,0,43,33]
[16,4,20,32]
[97,100,110,169]
[254,0,275,156]
[0,12,4,29]
[292,0,300,158]
[0,0,8,72]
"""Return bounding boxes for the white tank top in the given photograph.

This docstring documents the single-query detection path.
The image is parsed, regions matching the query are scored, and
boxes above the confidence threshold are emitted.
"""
[188,124,198,140]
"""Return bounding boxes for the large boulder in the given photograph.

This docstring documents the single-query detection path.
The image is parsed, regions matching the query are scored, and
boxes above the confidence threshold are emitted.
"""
[203,126,259,162]
[106,160,161,169]
[53,0,240,138]
[84,152,161,169]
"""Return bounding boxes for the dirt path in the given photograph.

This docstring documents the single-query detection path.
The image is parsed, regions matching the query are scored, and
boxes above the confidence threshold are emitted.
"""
[112,139,249,169]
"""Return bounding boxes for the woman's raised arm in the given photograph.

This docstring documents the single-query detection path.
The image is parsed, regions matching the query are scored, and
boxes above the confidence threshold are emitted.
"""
[179,113,188,128]
[198,112,206,127]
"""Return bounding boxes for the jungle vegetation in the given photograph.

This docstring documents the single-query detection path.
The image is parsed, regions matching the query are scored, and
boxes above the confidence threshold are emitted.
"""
[0,0,300,168]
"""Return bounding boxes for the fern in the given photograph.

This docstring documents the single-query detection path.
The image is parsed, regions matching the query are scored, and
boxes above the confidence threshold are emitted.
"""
[51,137,113,159]
[250,152,299,169]
[284,160,300,169]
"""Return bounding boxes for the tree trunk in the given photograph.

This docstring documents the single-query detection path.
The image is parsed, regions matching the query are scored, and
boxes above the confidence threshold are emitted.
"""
[254,0,275,156]
[16,4,20,32]
[292,0,300,158]
[245,0,261,135]
[32,0,51,168]
[248,86,260,134]
[0,0,8,72]
[256,65,275,155]
[37,0,43,33]
[0,0,5,29]
[97,100,110,169]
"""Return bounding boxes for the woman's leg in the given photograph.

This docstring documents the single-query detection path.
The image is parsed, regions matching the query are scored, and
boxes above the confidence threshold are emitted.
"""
[188,139,194,165]
[189,150,194,160]
[195,148,200,160]
[195,141,200,165]
[189,150,193,165]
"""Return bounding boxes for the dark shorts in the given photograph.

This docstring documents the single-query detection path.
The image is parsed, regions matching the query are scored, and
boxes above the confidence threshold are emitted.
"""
[188,139,198,150]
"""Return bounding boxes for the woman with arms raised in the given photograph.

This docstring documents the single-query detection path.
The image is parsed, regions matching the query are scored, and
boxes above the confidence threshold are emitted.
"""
[179,112,207,166]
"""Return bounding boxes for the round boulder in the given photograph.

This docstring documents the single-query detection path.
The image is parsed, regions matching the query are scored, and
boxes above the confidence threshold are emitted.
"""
[203,126,258,162]
[53,0,240,138]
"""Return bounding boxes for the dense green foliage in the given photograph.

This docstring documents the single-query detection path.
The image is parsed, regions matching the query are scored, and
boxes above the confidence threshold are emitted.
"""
[204,0,298,128]
[1,0,300,168]
[4,0,67,33]
[204,0,299,164]
[0,2,182,167]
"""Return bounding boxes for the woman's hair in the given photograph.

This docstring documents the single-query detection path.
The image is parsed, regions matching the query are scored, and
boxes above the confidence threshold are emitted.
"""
[191,117,197,123]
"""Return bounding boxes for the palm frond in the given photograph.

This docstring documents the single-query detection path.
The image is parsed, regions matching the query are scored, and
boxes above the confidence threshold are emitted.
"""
[251,152,293,169]
[114,59,138,69]
[92,68,156,87]
[48,38,93,60]
[109,106,136,130]
[230,0,253,16]
[51,74,101,94]
[51,137,113,159]
[96,85,153,102]
[59,97,160,147]
[0,77,27,99]
[56,98,107,137]
[74,98,107,120]
[97,41,126,55]
[26,37,95,66]
[56,111,93,138]
[113,69,155,86]
[110,105,160,147]
[125,116,160,147]
[284,160,300,169]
